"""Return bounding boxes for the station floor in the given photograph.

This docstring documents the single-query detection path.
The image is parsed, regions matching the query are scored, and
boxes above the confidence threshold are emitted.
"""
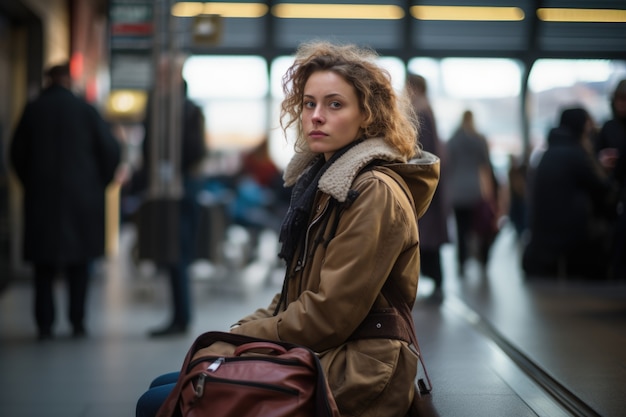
[1,222,625,417]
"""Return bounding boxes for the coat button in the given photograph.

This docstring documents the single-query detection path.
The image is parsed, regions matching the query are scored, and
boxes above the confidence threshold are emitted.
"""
[376,323,382,329]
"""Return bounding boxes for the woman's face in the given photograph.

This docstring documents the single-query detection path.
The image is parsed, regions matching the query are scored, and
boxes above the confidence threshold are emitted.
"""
[302,70,366,160]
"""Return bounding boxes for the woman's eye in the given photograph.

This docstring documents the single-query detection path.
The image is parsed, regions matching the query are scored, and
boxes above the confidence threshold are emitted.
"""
[304,101,315,109]
[330,101,342,109]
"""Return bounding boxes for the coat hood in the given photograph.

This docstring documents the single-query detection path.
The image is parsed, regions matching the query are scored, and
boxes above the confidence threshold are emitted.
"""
[283,137,440,218]
[382,153,440,219]
[547,127,579,147]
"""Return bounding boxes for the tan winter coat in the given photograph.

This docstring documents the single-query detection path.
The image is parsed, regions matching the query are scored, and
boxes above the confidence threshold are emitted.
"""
[231,138,440,417]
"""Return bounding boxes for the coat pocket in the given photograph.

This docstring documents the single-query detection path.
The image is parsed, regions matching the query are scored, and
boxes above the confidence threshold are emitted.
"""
[321,339,401,416]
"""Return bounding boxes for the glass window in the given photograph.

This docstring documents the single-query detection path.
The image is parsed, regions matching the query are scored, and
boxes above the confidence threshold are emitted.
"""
[527,59,626,151]
[183,55,269,150]
[269,56,297,170]
[408,57,524,180]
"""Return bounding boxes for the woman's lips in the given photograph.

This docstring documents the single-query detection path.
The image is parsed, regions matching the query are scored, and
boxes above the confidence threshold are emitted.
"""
[309,130,327,139]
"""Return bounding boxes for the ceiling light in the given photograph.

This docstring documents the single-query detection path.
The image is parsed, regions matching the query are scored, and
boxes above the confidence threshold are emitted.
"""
[537,8,626,23]
[272,3,404,20]
[106,90,148,121]
[411,6,524,21]
[172,2,268,18]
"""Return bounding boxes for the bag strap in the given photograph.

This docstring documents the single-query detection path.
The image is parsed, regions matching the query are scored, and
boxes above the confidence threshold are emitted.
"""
[375,168,433,395]
[381,281,432,394]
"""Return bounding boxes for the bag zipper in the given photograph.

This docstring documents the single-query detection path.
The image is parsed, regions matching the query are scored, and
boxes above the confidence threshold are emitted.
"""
[187,355,303,372]
[194,370,301,398]
[190,355,308,398]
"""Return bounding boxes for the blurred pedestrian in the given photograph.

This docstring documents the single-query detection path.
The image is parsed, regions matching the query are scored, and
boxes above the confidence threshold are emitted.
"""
[507,153,528,242]
[141,78,207,338]
[10,62,121,340]
[446,110,498,277]
[231,137,286,237]
[406,73,449,300]
[595,79,626,279]
[523,107,616,279]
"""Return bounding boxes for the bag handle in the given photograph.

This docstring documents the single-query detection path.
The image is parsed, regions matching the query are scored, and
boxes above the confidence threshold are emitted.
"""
[234,342,288,356]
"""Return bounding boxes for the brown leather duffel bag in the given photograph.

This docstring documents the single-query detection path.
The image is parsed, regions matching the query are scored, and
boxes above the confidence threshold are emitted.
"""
[156,331,340,417]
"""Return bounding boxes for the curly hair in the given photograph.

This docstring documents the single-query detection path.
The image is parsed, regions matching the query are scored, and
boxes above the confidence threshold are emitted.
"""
[280,41,420,160]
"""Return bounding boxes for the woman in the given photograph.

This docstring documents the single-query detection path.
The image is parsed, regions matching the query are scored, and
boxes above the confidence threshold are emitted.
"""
[137,41,440,417]
[446,110,498,277]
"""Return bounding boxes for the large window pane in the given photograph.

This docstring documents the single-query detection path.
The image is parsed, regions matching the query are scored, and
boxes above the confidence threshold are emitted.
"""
[409,57,524,179]
[183,56,268,150]
[528,59,626,151]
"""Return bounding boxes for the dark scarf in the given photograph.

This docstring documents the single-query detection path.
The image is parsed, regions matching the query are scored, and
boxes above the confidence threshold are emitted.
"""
[277,139,363,265]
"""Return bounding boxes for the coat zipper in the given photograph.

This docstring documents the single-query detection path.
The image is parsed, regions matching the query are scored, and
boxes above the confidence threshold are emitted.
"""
[295,199,329,272]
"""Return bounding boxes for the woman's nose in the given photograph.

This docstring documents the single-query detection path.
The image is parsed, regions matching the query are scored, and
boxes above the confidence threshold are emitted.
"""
[311,108,324,125]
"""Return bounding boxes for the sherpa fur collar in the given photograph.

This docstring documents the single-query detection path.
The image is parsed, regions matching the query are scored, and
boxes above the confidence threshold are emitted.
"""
[283,138,406,202]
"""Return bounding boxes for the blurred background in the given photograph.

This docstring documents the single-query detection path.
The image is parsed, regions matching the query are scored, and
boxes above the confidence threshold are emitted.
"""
[1,2,625,416]
[1,1,625,284]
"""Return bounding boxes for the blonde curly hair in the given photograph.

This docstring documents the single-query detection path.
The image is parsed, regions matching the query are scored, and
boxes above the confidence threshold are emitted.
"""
[280,41,421,160]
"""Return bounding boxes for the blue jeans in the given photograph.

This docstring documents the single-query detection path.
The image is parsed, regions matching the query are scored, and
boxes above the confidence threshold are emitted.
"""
[136,372,179,417]
[161,178,202,327]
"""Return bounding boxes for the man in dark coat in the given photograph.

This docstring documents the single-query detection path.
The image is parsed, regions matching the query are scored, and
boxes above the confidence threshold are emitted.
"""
[10,63,121,340]
[523,107,616,279]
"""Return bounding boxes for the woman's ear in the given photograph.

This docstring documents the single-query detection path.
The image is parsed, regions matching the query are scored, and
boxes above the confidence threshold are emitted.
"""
[360,115,368,130]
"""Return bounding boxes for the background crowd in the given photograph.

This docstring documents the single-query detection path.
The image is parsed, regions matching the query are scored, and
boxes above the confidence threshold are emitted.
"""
[9,57,626,341]
[408,76,626,289]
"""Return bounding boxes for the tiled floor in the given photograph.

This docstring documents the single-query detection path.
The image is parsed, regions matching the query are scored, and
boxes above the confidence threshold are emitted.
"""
[1,222,624,417]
